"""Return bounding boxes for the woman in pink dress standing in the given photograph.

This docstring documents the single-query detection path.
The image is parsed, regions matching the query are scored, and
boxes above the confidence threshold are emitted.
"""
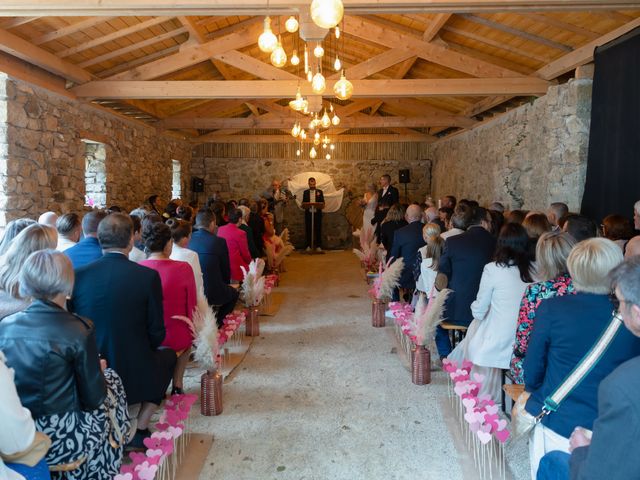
[140,220,196,394]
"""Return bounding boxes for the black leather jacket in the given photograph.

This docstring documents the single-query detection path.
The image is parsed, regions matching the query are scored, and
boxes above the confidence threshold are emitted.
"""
[0,299,106,418]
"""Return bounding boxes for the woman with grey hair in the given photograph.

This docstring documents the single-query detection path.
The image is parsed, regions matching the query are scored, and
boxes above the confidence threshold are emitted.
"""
[523,238,640,479]
[0,250,131,479]
[0,223,57,320]
[510,231,577,384]
[0,218,37,259]
[238,205,260,259]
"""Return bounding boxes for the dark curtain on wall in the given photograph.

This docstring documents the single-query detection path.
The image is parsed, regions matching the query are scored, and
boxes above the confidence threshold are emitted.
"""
[580,28,640,223]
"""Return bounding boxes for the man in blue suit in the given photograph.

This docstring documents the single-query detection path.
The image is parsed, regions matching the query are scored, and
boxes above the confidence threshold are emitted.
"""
[189,208,239,326]
[389,204,426,298]
[65,210,107,269]
[537,257,640,480]
[436,206,496,357]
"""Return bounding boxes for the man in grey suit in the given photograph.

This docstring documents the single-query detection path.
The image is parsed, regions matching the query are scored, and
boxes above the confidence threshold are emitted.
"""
[536,257,640,480]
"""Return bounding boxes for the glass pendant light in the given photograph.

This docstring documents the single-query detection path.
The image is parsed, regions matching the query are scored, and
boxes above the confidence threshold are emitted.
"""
[321,109,331,128]
[310,0,344,29]
[312,71,326,94]
[313,43,324,58]
[270,36,287,68]
[335,26,340,39]
[310,146,317,159]
[304,44,309,74]
[326,153,331,160]
[333,56,341,71]
[330,143,335,150]
[300,129,307,140]
[334,69,353,100]
[331,112,340,126]
[296,148,301,157]
[291,50,300,66]
[307,70,313,82]
[258,17,278,53]
[285,16,299,33]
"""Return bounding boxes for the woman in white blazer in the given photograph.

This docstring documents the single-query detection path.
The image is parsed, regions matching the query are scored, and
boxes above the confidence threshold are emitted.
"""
[167,219,205,301]
[450,222,533,400]
[415,223,443,298]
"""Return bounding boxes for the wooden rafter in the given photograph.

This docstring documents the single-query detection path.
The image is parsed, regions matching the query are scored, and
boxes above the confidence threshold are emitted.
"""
[191,133,434,144]
[32,16,117,45]
[177,16,233,80]
[72,78,551,99]
[423,13,453,41]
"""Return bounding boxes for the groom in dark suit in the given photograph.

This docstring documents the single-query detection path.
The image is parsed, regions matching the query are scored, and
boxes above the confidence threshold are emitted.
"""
[302,177,325,252]
[371,174,400,240]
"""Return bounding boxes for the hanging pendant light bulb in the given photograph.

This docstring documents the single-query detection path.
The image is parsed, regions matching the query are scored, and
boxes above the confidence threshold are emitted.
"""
[321,109,331,128]
[333,55,341,71]
[310,146,317,159]
[314,131,320,142]
[304,45,309,74]
[310,0,344,29]
[258,17,278,53]
[312,71,326,94]
[270,36,287,68]
[326,153,331,160]
[289,87,306,111]
[296,148,301,157]
[331,112,340,125]
[291,50,300,66]
[323,135,330,144]
[334,69,354,100]
[307,70,313,82]
[313,43,324,58]
[285,16,299,33]
[335,26,341,39]
[330,143,335,150]
[300,129,307,140]
[322,143,327,149]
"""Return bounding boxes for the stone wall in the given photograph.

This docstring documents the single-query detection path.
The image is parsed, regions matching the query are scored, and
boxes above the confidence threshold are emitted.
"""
[0,73,191,226]
[430,79,593,211]
[191,142,432,248]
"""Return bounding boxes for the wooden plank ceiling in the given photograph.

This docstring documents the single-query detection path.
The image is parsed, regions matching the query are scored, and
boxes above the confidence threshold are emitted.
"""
[0,1,639,144]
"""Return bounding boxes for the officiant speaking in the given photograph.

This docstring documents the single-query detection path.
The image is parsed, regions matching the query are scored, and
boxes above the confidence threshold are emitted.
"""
[302,177,325,252]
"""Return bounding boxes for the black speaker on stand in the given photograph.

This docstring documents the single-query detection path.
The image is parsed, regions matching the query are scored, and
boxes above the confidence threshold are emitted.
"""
[399,169,410,203]
[191,177,204,204]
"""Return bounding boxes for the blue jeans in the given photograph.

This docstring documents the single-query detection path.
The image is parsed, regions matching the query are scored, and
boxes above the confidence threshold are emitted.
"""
[435,325,452,358]
[537,451,570,480]
[6,459,51,480]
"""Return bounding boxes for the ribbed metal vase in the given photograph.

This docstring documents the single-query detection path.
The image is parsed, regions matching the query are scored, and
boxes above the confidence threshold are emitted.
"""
[200,370,223,416]
[371,300,386,327]
[245,306,260,336]
[411,344,431,385]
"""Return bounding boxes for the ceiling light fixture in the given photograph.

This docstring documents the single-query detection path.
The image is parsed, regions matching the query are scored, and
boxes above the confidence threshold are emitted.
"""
[334,69,353,100]
[285,16,299,33]
[310,0,344,29]
[258,16,278,53]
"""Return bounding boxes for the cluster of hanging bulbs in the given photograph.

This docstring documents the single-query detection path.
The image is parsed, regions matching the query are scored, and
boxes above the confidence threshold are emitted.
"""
[290,102,338,159]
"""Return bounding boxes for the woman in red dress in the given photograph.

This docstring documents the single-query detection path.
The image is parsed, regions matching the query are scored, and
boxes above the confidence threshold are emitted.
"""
[140,220,196,394]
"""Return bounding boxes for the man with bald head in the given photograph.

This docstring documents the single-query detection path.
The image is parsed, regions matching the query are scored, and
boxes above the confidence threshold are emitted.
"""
[389,204,426,299]
[38,211,58,228]
[626,236,640,259]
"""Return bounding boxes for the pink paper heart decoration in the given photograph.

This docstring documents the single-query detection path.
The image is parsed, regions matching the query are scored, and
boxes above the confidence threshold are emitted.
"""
[462,397,477,409]
[136,463,158,480]
[167,426,183,438]
[496,419,508,431]
[143,437,161,449]
[454,383,467,397]
[464,411,477,424]
[477,430,492,444]
[478,394,492,403]
[129,451,147,465]
[143,454,161,466]
[469,421,480,433]
[473,373,486,382]
[114,474,133,480]
[146,448,162,458]
[485,404,499,415]
[120,464,135,475]
[151,431,173,440]
[481,423,492,433]
[485,413,499,428]
[495,428,510,443]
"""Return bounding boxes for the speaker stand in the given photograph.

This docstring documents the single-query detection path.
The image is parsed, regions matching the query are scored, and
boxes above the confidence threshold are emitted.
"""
[404,183,408,204]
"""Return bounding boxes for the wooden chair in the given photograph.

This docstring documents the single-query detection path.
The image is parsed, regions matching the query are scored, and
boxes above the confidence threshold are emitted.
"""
[440,322,468,348]
[501,369,525,419]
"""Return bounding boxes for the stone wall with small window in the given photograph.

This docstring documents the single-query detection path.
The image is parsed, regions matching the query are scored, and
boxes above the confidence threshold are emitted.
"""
[0,73,191,227]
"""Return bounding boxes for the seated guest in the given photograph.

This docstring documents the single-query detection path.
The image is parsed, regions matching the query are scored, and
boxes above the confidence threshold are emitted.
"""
[217,208,251,283]
[175,205,193,224]
[141,221,196,395]
[449,223,533,399]
[506,209,527,225]
[189,208,239,326]
[488,209,505,237]
[37,211,58,228]
[601,213,634,252]
[70,213,176,448]
[211,201,228,227]
[562,214,598,243]
[524,238,640,478]
[536,257,640,480]
[547,202,569,231]
[0,224,57,320]
[415,223,443,297]
[168,218,204,299]
[0,350,50,480]
[510,232,576,384]
[441,204,469,240]
[0,250,130,478]
[489,201,505,213]
[424,206,445,231]
[0,218,36,259]
[523,213,552,261]
[238,205,260,259]
[128,214,146,262]
[65,210,107,269]
[147,195,163,216]
[626,235,640,258]
[389,204,426,298]
[248,200,265,257]
[440,195,456,210]
[379,204,407,254]
[56,213,82,252]
[438,207,454,229]
[436,206,496,357]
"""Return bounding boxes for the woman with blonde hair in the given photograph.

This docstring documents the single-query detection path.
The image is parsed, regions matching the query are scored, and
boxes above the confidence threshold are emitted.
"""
[523,238,640,478]
[510,231,576,384]
[415,223,444,297]
[0,223,57,320]
[379,204,407,254]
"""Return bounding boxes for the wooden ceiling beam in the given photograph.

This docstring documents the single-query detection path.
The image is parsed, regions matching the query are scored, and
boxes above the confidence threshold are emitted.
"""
[58,17,172,58]
[2,1,639,16]
[343,15,527,78]
[0,50,73,98]
[177,15,232,80]
[517,13,599,40]
[96,44,180,78]
[369,55,417,115]
[423,13,453,42]
[328,46,419,80]
[212,50,299,80]
[0,17,40,29]
[72,78,552,99]
[457,13,573,52]
[191,133,435,145]
[0,26,93,83]
[107,20,262,80]
[32,16,117,45]
[536,16,640,80]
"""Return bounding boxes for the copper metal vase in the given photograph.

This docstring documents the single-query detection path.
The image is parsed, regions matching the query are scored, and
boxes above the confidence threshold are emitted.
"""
[371,300,386,327]
[245,306,260,336]
[411,344,431,385]
[200,370,223,416]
